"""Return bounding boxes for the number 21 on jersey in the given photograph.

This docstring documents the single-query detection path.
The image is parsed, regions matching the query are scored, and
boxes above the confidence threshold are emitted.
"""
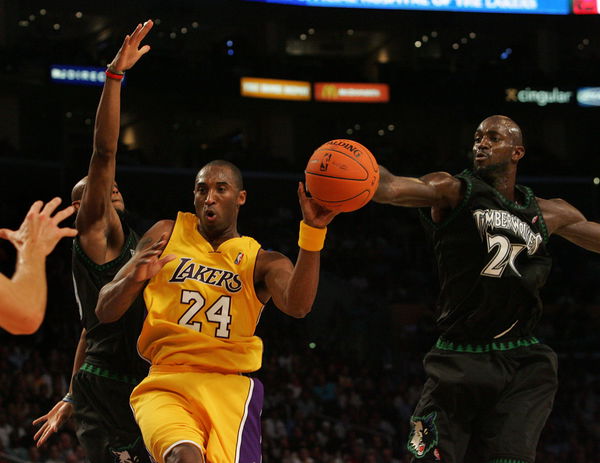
[481,232,526,278]
[178,289,232,338]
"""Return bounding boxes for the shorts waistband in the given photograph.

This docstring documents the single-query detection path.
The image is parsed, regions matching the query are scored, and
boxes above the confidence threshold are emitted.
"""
[435,336,540,353]
[80,362,144,385]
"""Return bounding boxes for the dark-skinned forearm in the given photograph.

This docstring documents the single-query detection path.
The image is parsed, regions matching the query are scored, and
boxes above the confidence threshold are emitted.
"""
[93,78,122,157]
[556,221,600,253]
[373,166,394,203]
[68,329,87,393]
[281,250,321,318]
[95,275,145,323]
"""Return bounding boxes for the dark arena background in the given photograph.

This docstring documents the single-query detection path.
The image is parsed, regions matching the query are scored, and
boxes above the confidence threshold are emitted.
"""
[1,1,600,462]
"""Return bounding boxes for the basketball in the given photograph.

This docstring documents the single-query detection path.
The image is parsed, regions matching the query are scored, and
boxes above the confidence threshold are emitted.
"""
[305,139,379,212]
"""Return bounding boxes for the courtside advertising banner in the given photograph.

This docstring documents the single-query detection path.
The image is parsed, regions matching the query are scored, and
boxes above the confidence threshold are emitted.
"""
[50,65,120,86]
[245,0,569,14]
[504,86,600,108]
[576,88,600,107]
[504,87,574,106]
[572,0,599,13]
[240,77,311,101]
[314,82,390,103]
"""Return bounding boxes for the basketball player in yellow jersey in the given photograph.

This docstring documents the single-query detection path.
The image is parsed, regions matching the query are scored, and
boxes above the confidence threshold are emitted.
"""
[95,160,338,463]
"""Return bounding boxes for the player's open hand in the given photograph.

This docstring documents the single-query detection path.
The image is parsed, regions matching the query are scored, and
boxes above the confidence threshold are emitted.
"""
[298,182,339,228]
[129,234,176,283]
[0,198,77,258]
[108,20,154,72]
[32,400,73,447]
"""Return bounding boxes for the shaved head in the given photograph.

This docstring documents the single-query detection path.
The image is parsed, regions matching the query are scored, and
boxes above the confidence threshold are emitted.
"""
[71,177,88,203]
[197,160,244,191]
[481,115,523,146]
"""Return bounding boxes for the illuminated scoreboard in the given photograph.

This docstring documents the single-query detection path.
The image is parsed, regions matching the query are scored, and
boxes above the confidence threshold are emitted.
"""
[245,0,569,15]
[572,0,600,13]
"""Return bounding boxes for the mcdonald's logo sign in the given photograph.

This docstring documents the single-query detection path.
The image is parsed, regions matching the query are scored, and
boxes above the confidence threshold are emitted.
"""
[314,83,389,103]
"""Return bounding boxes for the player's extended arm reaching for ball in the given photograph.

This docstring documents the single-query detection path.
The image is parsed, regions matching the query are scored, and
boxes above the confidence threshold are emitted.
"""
[375,165,600,248]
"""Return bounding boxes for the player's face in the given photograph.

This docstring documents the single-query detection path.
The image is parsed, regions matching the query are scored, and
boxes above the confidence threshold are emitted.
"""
[193,166,246,232]
[472,119,517,173]
[111,182,125,212]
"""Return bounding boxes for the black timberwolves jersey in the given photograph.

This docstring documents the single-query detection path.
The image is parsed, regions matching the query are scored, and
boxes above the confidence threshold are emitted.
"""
[72,218,148,376]
[420,170,552,343]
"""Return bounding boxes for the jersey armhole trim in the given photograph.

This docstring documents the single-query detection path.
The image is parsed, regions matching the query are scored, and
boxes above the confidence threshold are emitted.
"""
[73,228,136,272]
[418,171,473,231]
[531,192,550,244]
[250,246,266,310]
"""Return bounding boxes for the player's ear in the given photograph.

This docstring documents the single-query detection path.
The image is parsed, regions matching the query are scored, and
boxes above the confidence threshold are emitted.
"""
[237,189,247,206]
[71,200,81,211]
[512,146,525,162]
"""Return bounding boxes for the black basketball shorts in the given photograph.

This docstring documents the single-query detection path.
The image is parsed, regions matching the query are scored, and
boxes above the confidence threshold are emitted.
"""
[407,342,558,463]
[72,368,150,463]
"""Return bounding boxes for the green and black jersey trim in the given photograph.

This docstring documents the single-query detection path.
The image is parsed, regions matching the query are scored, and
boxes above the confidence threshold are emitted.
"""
[80,362,143,386]
[418,169,474,231]
[531,193,550,244]
[492,184,533,211]
[463,169,535,211]
[73,231,136,272]
[435,336,539,353]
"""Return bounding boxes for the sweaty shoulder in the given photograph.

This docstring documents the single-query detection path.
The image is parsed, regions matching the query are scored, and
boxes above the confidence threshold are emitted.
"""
[537,197,585,235]
[421,171,464,210]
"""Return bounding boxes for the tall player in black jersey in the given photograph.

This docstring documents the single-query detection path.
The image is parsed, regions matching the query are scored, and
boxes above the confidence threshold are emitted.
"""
[374,115,600,463]
[33,21,154,463]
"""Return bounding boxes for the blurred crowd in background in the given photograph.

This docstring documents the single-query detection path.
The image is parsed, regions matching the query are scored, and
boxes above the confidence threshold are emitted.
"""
[1,185,599,462]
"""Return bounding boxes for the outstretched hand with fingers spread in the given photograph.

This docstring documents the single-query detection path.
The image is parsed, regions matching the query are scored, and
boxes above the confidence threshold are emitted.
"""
[130,234,176,283]
[108,20,154,72]
[0,197,77,258]
[32,400,73,447]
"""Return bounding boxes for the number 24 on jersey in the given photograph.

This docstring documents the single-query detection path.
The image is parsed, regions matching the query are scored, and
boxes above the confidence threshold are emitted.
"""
[178,289,232,338]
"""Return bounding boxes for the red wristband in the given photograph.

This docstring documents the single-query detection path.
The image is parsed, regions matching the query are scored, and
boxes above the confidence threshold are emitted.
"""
[105,70,124,81]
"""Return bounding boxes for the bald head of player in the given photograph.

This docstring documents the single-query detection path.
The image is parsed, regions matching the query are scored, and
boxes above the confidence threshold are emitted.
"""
[472,115,525,185]
[71,177,126,213]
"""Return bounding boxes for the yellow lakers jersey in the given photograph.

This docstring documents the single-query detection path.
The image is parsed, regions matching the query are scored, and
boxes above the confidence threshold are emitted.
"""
[138,212,265,373]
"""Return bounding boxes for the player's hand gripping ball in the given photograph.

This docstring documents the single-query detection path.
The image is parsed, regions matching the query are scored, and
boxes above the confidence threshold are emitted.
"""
[305,139,379,212]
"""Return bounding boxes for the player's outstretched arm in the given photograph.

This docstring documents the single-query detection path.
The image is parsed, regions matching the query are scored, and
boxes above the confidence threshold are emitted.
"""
[76,20,153,264]
[0,198,77,334]
[373,166,463,209]
[95,221,175,323]
[539,197,600,253]
[256,183,338,318]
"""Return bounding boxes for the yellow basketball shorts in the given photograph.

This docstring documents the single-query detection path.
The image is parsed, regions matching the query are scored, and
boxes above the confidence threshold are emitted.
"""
[130,367,264,463]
